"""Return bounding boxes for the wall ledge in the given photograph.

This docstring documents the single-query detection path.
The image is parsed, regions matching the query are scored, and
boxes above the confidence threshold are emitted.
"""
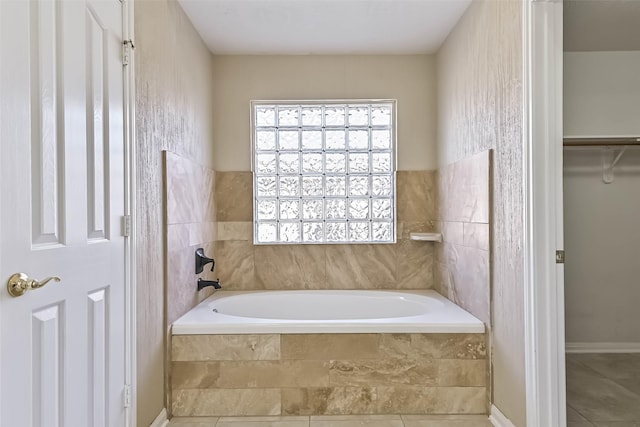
[150,408,169,427]
[489,405,516,427]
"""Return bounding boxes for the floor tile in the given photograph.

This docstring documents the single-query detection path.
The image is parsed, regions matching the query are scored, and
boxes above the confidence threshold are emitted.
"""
[217,416,309,427]
[567,405,591,422]
[311,416,401,421]
[310,419,402,427]
[169,416,219,426]
[401,415,491,427]
[592,423,640,427]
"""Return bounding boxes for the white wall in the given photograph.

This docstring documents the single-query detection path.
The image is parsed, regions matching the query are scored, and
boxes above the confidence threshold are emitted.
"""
[564,51,640,344]
[564,51,640,137]
[212,55,437,171]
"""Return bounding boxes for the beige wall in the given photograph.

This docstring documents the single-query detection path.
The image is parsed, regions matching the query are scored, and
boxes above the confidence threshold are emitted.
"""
[436,1,525,425]
[135,0,215,425]
[212,55,437,171]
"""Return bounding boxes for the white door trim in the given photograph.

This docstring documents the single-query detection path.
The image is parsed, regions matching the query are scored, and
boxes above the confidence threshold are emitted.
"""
[122,0,137,425]
[523,1,566,426]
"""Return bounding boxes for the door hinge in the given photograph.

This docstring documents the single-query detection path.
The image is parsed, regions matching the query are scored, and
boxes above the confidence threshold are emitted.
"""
[122,40,135,66]
[122,215,131,237]
[555,250,565,264]
[123,384,131,408]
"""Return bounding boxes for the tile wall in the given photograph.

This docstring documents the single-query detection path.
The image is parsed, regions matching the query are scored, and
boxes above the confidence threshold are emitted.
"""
[213,170,437,290]
[171,333,487,417]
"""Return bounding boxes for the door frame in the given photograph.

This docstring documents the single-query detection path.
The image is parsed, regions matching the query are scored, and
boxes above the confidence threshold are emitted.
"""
[523,0,566,426]
[123,0,137,425]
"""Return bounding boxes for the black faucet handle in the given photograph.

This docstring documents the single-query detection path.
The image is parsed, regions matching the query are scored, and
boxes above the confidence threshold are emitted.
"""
[195,248,215,274]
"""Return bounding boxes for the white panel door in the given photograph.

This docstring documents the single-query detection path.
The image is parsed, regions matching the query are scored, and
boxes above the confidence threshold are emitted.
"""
[0,0,127,426]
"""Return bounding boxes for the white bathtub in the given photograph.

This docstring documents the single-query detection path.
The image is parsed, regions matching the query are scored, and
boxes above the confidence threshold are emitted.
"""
[172,290,484,334]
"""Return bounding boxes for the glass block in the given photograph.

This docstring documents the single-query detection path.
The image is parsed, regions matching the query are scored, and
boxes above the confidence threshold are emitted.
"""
[348,130,369,150]
[372,152,391,172]
[279,222,301,243]
[256,154,276,174]
[302,152,323,173]
[303,222,323,242]
[325,130,346,150]
[256,130,276,151]
[257,199,276,220]
[302,130,322,149]
[349,176,369,196]
[325,199,346,219]
[278,107,299,126]
[348,106,369,126]
[326,222,347,242]
[302,199,323,220]
[279,153,299,174]
[325,176,346,196]
[372,130,391,150]
[326,153,346,173]
[257,223,277,243]
[372,176,392,196]
[279,130,299,150]
[279,199,300,220]
[349,153,369,174]
[279,176,300,197]
[349,199,369,219]
[256,107,276,127]
[302,107,322,126]
[349,222,370,242]
[256,176,277,197]
[302,176,323,196]
[371,106,391,126]
[372,199,392,219]
[325,106,345,126]
[372,222,392,242]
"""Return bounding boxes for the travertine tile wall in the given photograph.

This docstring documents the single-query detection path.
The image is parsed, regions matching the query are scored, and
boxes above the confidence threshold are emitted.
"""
[434,151,491,325]
[213,170,437,290]
[165,151,218,325]
[171,333,487,416]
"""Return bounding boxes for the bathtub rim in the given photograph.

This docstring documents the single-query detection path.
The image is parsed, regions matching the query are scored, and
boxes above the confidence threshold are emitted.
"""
[171,289,485,335]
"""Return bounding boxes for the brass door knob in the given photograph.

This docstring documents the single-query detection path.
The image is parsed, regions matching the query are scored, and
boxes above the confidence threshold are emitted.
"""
[7,273,61,297]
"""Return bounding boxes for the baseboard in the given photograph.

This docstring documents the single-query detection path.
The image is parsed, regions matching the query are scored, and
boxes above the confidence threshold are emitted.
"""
[566,342,640,353]
[150,408,169,427]
[489,405,516,427]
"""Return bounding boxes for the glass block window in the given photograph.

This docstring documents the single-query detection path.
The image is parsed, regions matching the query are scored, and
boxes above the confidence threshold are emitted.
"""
[252,101,396,244]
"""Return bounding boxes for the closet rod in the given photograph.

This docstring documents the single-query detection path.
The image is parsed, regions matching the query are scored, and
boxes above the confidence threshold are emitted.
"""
[563,137,640,147]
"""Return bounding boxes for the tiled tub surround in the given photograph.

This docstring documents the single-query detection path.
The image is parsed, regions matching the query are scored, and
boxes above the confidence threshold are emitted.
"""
[213,170,437,290]
[171,333,487,417]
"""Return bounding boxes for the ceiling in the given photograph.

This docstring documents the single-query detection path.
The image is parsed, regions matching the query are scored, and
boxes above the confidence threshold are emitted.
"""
[177,0,472,55]
[564,0,640,52]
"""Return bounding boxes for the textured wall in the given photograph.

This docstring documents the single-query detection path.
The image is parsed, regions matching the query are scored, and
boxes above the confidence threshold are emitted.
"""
[171,333,487,416]
[214,170,436,290]
[211,55,438,171]
[135,0,215,424]
[436,1,524,425]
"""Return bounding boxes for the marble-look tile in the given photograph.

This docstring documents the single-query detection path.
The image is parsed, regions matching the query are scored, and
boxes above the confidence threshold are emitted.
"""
[254,245,326,289]
[569,353,640,396]
[216,171,253,222]
[172,335,280,361]
[311,416,401,421]
[310,419,402,427]
[436,360,487,386]
[566,358,640,421]
[165,151,216,225]
[395,240,434,289]
[592,422,640,427]
[169,416,219,425]
[441,222,464,246]
[214,240,256,289]
[218,221,253,241]
[325,245,395,289]
[463,223,489,251]
[282,387,377,416]
[379,334,487,360]
[172,360,330,389]
[401,414,491,427]
[567,405,590,422]
[172,389,281,416]
[432,262,449,297]
[399,222,437,240]
[437,152,489,224]
[219,417,309,422]
[567,423,596,427]
[281,334,380,360]
[397,171,436,222]
[328,359,438,387]
[375,386,486,414]
[217,417,310,427]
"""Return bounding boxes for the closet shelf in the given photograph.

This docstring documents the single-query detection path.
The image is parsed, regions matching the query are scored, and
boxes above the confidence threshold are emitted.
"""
[409,232,443,243]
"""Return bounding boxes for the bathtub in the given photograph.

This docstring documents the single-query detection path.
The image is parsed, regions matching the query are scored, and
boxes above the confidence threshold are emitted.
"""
[172,289,484,334]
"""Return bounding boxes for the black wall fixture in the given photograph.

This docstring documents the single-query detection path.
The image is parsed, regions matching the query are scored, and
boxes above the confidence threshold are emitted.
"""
[195,248,215,274]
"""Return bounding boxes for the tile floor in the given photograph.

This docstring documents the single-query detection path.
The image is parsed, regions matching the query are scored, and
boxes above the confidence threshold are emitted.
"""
[168,415,492,427]
[566,353,640,427]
